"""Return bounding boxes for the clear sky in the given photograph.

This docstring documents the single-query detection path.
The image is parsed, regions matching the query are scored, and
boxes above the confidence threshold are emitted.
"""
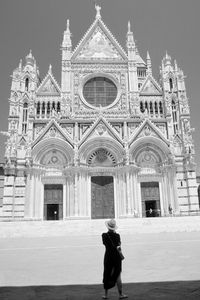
[0,0,200,173]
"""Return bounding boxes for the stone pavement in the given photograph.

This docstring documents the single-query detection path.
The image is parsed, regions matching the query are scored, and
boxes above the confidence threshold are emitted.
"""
[0,281,200,300]
[0,230,200,299]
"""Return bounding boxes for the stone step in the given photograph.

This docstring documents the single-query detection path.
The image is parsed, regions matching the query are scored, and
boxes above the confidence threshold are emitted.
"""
[1,216,200,238]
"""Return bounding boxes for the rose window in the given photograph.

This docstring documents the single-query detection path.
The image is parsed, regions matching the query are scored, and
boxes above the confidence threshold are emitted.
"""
[83,77,117,107]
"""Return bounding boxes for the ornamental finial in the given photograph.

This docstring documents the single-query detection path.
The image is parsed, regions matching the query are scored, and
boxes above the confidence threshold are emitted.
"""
[128,21,131,33]
[66,19,70,32]
[48,64,52,74]
[95,3,101,19]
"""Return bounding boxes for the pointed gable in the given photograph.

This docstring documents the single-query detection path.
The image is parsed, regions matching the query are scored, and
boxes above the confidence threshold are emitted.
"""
[72,17,127,62]
[140,75,162,96]
[36,70,61,96]
[32,119,73,148]
[79,116,123,147]
[129,118,169,146]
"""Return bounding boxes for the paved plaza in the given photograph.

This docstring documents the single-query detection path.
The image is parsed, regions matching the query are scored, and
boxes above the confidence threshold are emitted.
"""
[0,230,200,299]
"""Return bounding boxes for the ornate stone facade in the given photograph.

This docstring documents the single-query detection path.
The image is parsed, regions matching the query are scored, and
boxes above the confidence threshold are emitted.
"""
[0,6,199,220]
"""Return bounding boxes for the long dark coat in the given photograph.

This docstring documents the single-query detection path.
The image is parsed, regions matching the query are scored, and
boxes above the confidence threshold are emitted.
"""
[102,231,122,290]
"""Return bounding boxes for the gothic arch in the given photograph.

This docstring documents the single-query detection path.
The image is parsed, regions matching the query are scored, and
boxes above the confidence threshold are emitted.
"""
[130,136,171,164]
[32,138,74,165]
[79,137,124,165]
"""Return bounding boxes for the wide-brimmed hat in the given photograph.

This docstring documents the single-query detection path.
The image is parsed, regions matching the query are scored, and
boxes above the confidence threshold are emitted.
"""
[105,219,117,231]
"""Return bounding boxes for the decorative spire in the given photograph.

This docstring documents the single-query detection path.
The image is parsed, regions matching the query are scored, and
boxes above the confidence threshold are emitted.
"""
[25,49,35,66]
[174,60,178,72]
[18,59,22,70]
[126,20,135,50]
[95,3,101,19]
[163,51,172,66]
[62,19,72,49]
[147,51,152,75]
[48,64,52,74]
[66,19,70,33]
[128,21,131,33]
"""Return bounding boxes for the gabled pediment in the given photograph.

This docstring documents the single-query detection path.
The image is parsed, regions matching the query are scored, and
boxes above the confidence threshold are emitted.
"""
[140,75,162,96]
[19,136,26,146]
[32,119,73,148]
[173,134,183,145]
[36,69,61,96]
[79,116,123,147]
[72,17,127,62]
[129,118,169,146]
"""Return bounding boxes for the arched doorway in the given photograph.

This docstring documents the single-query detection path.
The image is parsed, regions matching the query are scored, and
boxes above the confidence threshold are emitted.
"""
[44,184,63,220]
[88,148,116,219]
[141,182,161,217]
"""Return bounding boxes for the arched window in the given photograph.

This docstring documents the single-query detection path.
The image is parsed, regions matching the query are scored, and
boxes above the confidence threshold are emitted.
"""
[140,101,145,113]
[25,78,29,91]
[172,100,178,134]
[22,102,28,134]
[169,78,173,92]
[36,102,40,117]
[42,102,45,117]
[57,102,61,113]
[52,101,55,111]
[145,101,148,113]
[155,102,158,115]
[198,185,200,208]
[150,101,153,115]
[159,101,163,116]
[47,102,50,116]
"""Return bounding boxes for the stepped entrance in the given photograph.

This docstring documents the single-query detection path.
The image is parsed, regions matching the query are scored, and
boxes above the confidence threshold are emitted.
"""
[141,182,161,217]
[91,176,114,219]
[44,184,63,220]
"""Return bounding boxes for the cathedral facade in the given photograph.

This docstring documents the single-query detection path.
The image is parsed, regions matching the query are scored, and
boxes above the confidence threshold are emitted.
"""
[1,6,199,220]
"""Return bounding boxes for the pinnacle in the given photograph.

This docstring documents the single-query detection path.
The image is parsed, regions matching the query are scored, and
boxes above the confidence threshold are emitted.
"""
[95,3,101,19]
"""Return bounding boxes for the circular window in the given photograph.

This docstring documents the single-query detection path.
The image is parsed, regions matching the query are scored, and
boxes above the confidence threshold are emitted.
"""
[83,77,117,107]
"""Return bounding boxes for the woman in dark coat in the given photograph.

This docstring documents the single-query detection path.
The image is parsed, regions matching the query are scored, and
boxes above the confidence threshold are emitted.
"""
[102,219,128,299]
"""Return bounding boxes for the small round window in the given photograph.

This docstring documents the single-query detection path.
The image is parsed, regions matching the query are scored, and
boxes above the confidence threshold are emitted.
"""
[83,77,117,107]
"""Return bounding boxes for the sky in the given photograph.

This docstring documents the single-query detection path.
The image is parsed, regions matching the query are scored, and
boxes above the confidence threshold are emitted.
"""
[0,0,200,173]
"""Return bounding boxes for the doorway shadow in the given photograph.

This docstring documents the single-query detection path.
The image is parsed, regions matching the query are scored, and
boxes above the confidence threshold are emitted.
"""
[0,280,200,300]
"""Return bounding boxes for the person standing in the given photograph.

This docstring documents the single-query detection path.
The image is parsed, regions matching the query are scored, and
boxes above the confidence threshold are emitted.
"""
[102,219,128,299]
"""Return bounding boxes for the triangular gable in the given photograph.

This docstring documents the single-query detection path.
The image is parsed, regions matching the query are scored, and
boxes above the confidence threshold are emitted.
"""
[72,17,127,62]
[173,134,183,145]
[36,71,61,96]
[129,118,169,146]
[79,116,123,147]
[32,119,73,148]
[19,137,26,146]
[140,75,162,96]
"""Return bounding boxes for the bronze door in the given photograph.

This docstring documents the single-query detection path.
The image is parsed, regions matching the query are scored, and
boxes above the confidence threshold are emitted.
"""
[44,184,63,220]
[91,176,114,219]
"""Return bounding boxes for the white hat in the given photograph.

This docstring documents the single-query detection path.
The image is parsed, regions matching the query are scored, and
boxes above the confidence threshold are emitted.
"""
[105,219,117,231]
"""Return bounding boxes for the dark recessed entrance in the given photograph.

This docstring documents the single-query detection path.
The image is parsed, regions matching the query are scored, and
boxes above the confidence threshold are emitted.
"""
[47,204,59,220]
[44,184,63,220]
[141,182,161,217]
[91,176,114,219]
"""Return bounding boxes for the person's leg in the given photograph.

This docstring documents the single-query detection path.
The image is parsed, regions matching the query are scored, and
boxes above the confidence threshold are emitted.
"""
[102,289,108,299]
[116,274,122,295]
[117,274,128,299]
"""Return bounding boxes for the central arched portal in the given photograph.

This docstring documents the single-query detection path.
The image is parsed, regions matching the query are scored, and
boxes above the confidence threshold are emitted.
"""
[91,176,114,219]
[88,148,116,219]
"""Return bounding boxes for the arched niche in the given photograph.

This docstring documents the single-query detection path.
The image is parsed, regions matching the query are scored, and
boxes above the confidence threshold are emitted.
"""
[79,137,124,166]
[32,138,74,166]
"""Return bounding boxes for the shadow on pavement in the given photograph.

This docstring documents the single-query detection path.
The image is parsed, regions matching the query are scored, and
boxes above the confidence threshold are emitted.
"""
[0,281,200,300]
